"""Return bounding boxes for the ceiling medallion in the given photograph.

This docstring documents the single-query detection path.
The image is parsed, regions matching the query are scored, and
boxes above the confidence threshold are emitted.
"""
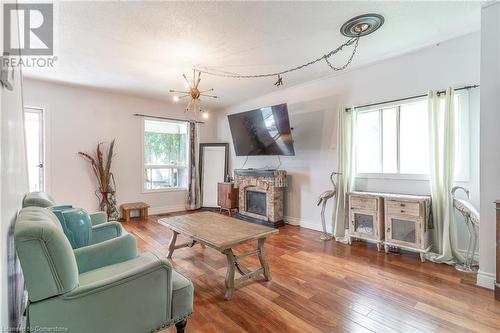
[169,70,218,113]
[340,13,384,38]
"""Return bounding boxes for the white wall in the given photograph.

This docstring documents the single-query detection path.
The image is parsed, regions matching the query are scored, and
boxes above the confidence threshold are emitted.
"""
[1,1,29,328]
[22,79,217,215]
[478,2,500,290]
[216,33,480,249]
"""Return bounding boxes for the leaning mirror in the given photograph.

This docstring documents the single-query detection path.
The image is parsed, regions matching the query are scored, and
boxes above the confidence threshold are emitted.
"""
[199,143,229,208]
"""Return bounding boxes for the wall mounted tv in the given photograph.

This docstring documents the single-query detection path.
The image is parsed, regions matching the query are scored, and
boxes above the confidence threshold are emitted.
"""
[227,103,295,156]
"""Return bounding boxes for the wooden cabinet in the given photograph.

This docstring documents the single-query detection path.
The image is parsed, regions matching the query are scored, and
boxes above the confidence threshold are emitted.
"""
[348,192,384,251]
[347,192,432,260]
[218,182,239,216]
[384,195,431,262]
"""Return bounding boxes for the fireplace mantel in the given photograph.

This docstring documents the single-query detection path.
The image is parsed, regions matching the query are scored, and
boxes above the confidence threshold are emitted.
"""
[234,169,287,228]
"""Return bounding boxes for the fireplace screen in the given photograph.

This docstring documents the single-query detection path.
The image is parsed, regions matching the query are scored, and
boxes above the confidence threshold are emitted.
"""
[246,190,267,216]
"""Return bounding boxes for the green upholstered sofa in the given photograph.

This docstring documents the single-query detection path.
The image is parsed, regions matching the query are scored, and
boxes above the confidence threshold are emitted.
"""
[23,191,109,225]
[15,207,193,333]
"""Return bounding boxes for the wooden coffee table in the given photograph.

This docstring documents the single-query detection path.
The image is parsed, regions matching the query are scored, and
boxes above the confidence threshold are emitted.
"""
[159,211,278,300]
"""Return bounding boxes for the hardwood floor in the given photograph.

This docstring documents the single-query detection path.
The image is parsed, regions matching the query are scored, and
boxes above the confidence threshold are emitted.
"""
[121,212,500,333]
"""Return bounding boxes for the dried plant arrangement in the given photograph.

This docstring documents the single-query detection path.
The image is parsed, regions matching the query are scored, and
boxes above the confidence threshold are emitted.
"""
[78,139,119,220]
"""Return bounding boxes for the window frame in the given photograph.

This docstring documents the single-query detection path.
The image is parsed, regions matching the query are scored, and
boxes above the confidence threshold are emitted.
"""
[141,117,189,193]
[355,97,430,180]
[24,106,47,191]
[354,93,470,181]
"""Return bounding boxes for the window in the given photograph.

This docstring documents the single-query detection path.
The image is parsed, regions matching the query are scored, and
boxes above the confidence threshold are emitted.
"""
[143,119,189,191]
[24,107,45,192]
[355,92,469,179]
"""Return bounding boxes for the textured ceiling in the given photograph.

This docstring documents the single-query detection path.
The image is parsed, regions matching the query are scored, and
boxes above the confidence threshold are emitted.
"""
[24,1,482,109]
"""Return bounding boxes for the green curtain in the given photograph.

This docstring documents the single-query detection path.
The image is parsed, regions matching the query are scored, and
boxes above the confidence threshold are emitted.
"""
[333,106,356,242]
[427,88,463,263]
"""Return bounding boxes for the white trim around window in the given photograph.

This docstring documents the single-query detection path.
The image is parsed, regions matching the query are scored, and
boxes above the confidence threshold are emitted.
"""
[354,91,470,182]
[141,117,189,193]
[355,173,430,181]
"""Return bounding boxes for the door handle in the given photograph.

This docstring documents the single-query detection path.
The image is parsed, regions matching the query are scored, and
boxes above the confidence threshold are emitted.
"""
[36,163,43,168]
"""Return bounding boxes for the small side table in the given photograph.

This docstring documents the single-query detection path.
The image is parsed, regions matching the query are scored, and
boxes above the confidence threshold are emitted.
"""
[121,202,150,222]
[217,182,239,216]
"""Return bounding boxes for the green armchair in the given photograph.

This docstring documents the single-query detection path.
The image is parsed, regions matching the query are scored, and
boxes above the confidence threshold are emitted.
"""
[15,207,193,333]
[23,192,109,225]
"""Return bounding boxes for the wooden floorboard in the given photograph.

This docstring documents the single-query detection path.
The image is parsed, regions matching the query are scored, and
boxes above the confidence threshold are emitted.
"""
[121,211,500,333]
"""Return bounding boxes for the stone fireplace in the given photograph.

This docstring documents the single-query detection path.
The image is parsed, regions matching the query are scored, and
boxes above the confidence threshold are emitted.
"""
[234,169,287,228]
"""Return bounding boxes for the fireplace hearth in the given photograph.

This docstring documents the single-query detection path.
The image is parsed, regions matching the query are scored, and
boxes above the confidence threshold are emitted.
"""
[234,169,287,228]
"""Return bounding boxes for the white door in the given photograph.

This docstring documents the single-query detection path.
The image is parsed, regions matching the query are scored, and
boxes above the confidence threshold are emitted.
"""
[24,108,44,192]
[201,146,226,207]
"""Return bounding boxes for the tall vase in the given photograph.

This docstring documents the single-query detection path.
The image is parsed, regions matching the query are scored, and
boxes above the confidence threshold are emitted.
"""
[97,186,119,221]
[99,191,109,214]
[107,188,119,221]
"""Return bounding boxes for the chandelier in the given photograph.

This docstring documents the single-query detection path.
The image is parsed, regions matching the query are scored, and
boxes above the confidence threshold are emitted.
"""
[169,70,218,113]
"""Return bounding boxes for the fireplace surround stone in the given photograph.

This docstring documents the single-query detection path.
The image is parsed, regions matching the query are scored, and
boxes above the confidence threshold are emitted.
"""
[234,169,287,228]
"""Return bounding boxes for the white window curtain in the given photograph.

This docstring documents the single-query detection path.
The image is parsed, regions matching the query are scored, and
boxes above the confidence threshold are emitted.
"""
[427,88,463,263]
[185,121,201,210]
[333,105,356,242]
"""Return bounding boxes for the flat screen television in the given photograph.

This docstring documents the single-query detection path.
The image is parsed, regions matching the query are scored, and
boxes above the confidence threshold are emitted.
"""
[227,103,295,156]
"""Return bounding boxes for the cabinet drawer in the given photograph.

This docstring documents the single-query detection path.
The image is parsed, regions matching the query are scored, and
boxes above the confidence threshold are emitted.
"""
[386,200,420,217]
[350,196,378,211]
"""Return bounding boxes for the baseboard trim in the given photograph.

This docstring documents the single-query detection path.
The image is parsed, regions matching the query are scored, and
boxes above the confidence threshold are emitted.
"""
[456,248,479,262]
[284,215,332,233]
[477,270,496,290]
[149,205,186,215]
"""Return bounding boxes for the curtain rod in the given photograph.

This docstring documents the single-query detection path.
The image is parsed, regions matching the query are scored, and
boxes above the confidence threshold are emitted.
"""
[344,84,479,112]
[133,113,205,124]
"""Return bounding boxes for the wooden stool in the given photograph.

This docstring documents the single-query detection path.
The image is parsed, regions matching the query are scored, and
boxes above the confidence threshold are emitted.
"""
[121,202,150,222]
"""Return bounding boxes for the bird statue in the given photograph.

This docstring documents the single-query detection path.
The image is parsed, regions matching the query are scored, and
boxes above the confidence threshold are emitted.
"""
[316,171,341,241]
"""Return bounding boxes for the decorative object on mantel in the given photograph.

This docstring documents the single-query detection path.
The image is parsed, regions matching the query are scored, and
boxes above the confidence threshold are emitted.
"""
[234,169,287,228]
[194,14,384,87]
[451,186,479,273]
[316,172,341,241]
[78,140,119,221]
[169,69,218,113]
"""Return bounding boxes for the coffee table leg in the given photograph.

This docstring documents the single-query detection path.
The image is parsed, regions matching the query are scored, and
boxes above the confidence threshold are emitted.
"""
[258,238,271,281]
[167,231,178,259]
[223,249,236,300]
